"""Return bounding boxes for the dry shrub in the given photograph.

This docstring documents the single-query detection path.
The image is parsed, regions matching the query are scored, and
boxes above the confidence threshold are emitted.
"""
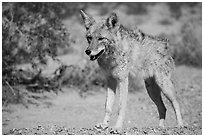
[171,19,202,67]
[62,61,106,97]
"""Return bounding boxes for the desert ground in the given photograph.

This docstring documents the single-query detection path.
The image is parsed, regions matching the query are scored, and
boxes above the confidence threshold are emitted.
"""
[2,66,202,135]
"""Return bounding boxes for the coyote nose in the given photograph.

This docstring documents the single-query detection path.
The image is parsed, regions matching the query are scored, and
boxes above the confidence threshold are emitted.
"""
[85,50,91,55]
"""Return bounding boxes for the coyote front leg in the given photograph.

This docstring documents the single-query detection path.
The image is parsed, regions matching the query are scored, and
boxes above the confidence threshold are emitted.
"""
[95,76,117,130]
[111,77,128,133]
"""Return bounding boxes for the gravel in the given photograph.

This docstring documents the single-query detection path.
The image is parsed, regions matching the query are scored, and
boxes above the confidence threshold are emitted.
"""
[5,125,202,135]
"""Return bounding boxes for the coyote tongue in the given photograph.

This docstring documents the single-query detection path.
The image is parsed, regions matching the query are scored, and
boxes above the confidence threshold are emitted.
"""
[90,49,105,61]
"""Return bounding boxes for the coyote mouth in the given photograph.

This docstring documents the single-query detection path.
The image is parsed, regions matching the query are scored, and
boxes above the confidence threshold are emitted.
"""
[90,49,105,61]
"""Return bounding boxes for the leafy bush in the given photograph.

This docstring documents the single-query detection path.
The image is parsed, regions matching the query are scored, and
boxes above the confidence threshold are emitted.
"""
[2,3,71,85]
[2,2,73,105]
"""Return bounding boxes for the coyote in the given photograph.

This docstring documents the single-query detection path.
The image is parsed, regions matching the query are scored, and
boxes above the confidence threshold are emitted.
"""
[80,10,183,133]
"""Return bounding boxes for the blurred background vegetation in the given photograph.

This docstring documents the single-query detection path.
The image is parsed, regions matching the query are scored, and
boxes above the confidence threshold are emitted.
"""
[2,2,202,106]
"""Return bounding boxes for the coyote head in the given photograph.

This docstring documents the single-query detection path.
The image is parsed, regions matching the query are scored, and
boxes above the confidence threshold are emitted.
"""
[80,10,119,61]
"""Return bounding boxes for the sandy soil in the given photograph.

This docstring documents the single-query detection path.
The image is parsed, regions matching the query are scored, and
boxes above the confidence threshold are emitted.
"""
[2,66,202,135]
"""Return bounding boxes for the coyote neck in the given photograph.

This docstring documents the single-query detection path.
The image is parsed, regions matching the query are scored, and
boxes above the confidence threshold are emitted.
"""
[97,31,132,79]
[118,25,145,43]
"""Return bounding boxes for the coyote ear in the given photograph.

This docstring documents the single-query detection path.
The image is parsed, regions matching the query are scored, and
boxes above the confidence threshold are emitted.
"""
[106,12,119,29]
[80,10,95,30]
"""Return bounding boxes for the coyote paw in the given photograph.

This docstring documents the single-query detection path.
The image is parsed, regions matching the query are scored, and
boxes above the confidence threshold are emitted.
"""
[110,127,122,134]
[159,119,165,128]
[159,123,165,128]
[179,121,188,128]
[94,123,108,130]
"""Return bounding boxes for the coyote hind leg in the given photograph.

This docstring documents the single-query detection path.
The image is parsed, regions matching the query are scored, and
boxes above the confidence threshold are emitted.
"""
[144,77,167,127]
[155,73,183,127]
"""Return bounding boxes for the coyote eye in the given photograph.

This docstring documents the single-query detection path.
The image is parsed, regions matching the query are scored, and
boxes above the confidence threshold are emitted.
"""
[87,36,92,43]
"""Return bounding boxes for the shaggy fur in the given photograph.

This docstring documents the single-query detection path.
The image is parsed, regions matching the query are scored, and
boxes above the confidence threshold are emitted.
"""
[80,10,183,133]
